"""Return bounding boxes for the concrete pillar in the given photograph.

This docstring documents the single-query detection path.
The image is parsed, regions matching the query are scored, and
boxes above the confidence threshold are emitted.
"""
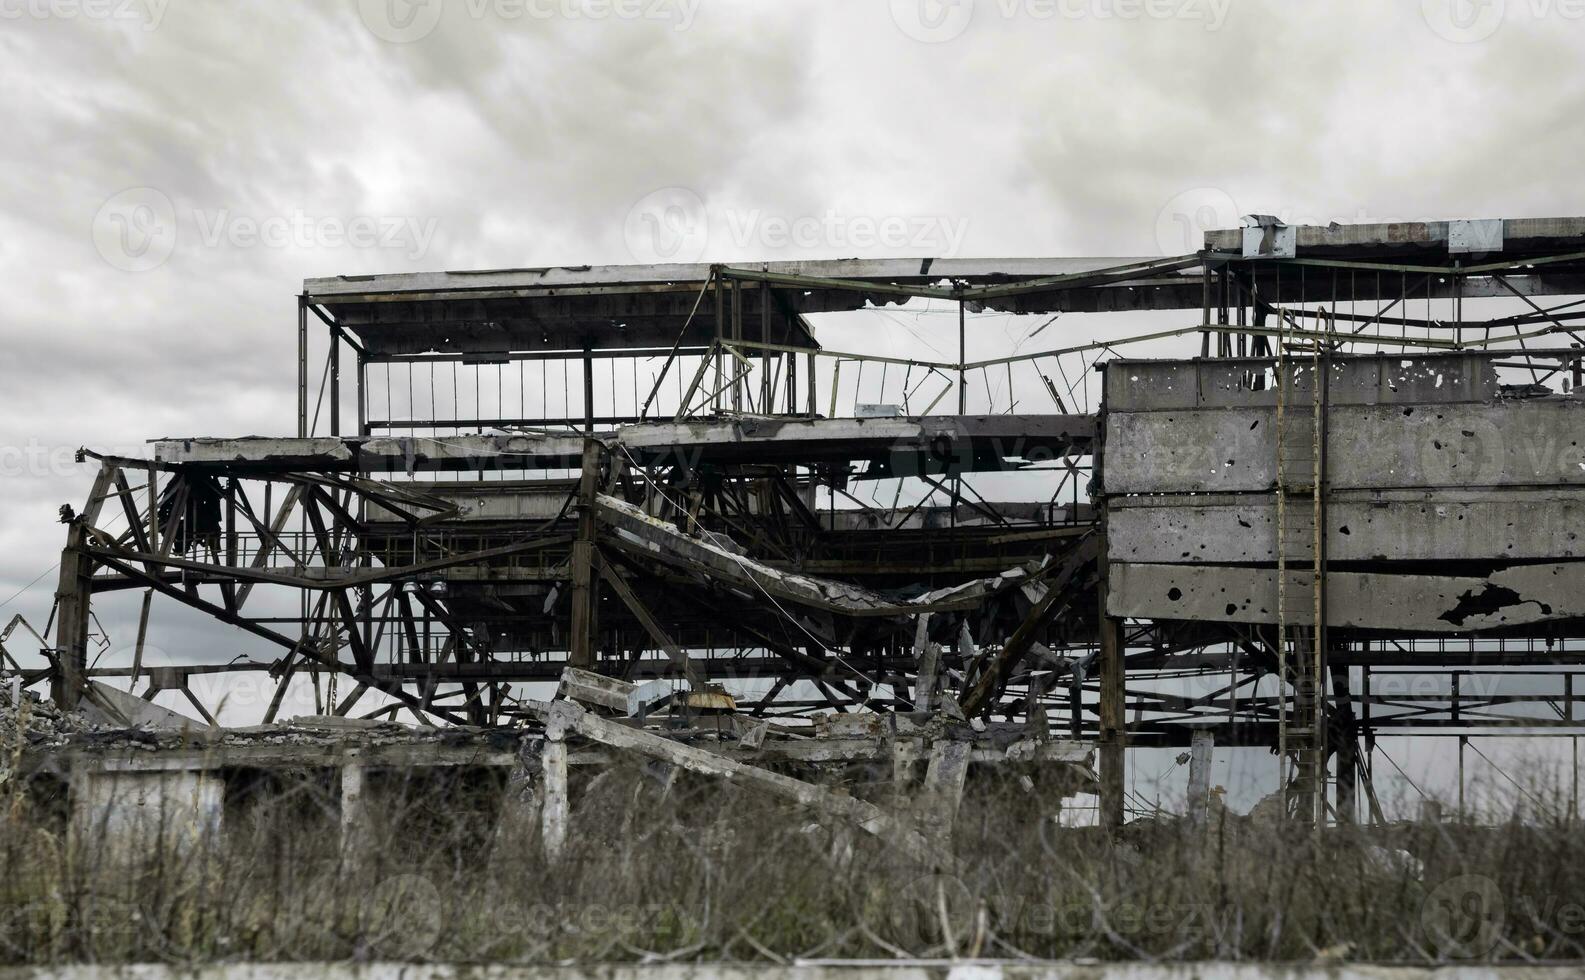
[891,736,923,796]
[911,614,939,713]
[340,763,367,854]
[494,739,544,850]
[1025,672,1051,740]
[921,738,972,842]
[1097,529,1126,832]
[1098,614,1126,831]
[1187,729,1214,824]
[541,729,569,860]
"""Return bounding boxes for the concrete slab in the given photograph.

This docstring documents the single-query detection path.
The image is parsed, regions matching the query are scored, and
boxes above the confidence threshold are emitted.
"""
[1103,397,1585,494]
[1108,490,1585,564]
[150,415,1094,473]
[1109,560,1585,632]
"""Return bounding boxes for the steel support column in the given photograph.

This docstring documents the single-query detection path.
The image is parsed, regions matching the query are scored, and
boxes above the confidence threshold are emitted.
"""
[568,439,602,668]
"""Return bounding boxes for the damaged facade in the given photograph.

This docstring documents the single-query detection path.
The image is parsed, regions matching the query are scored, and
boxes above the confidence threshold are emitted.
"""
[12,215,1585,842]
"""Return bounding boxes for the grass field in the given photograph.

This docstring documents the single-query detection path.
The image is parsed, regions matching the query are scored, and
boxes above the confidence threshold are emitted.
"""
[4,759,1584,965]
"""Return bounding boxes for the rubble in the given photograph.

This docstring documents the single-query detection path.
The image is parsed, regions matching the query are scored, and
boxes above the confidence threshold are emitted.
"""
[1,681,87,749]
[28,215,1585,845]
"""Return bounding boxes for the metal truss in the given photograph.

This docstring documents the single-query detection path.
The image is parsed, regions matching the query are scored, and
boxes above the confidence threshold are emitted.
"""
[15,216,1585,832]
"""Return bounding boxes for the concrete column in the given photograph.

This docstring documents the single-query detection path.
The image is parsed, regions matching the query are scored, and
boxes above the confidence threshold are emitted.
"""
[1097,533,1126,832]
[1025,672,1051,740]
[1098,613,1126,831]
[911,614,939,713]
[891,737,923,796]
[921,738,972,841]
[1187,729,1214,824]
[541,729,569,860]
[493,739,543,850]
[340,763,367,854]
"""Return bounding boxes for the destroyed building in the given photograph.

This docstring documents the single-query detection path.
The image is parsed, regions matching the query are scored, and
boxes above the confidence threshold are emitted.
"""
[12,215,1585,845]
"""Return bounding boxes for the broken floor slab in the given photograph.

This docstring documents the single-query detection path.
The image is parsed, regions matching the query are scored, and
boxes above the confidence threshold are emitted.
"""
[536,698,940,864]
[596,494,1054,619]
[149,414,1094,474]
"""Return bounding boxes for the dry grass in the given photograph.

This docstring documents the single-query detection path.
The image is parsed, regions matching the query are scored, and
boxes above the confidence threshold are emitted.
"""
[3,761,1584,964]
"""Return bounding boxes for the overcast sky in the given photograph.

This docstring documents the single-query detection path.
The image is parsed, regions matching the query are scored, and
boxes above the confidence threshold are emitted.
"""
[3,0,1583,803]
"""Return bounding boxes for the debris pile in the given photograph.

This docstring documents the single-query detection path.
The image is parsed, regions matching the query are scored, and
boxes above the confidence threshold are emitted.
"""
[0,683,84,749]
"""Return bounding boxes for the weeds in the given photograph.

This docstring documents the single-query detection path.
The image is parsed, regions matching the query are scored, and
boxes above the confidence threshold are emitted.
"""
[4,757,1585,964]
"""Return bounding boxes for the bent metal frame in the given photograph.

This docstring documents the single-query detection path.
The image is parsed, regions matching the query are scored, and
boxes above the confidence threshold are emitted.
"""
[22,215,1585,828]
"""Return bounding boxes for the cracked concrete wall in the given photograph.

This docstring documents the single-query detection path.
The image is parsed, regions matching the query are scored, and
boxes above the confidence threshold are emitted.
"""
[1104,352,1496,414]
[1109,490,1585,564]
[1101,354,1585,630]
[1104,398,1585,494]
[70,769,224,854]
[1109,561,1585,632]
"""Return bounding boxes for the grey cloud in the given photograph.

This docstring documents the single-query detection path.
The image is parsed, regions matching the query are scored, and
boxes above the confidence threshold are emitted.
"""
[3,0,1584,678]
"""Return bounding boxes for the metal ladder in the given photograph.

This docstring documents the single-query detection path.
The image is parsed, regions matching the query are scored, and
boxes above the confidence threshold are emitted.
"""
[1274,310,1328,823]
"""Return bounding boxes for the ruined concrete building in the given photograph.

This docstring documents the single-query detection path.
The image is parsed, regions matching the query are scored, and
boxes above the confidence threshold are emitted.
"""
[13,215,1585,842]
